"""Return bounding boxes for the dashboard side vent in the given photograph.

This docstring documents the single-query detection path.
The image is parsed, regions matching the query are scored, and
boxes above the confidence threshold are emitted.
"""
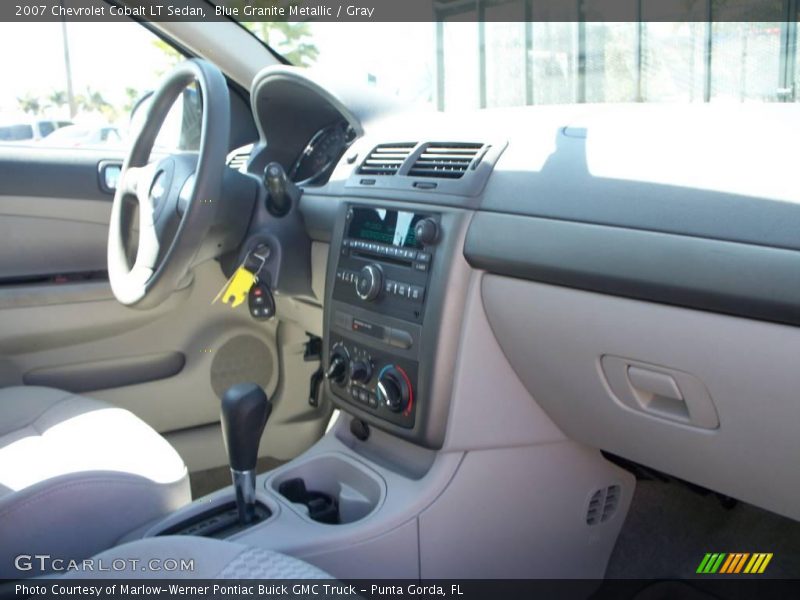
[586,485,621,525]
[408,142,484,179]
[358,143,416,176]
[226,145,253,172]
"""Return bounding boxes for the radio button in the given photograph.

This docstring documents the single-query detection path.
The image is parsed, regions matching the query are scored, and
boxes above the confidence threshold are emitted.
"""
[396,283,407,297]
[418,252,431,263]
[413,262,428,272]
[414,218,439,245]
[388,328,413,349]
[409,286,424,302]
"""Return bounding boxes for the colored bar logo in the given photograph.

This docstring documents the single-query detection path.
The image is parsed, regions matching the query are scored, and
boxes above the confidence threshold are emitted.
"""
[696,553,773,574]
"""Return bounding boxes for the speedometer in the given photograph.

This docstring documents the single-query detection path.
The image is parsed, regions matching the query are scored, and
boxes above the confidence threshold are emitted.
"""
[290,122,353,185]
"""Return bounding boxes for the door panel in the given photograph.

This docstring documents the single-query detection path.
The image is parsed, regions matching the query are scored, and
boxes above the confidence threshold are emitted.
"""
[0,148,118,279]
[0,147,330,472]
[0,147,117,201]
[0,259,275,433]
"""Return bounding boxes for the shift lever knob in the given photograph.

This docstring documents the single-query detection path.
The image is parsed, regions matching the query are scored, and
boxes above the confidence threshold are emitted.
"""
[220,383,271,524]
[221,383,271,471]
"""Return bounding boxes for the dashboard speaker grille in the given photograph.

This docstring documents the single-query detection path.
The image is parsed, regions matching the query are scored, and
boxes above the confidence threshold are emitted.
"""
[586,485,621,525]
[358,143,416,176]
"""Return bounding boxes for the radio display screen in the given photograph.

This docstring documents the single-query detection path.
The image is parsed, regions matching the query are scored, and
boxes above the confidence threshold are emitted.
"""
[347,208,426,249]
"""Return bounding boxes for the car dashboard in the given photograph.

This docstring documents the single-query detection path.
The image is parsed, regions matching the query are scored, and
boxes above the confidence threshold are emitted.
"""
[233,65,800,523]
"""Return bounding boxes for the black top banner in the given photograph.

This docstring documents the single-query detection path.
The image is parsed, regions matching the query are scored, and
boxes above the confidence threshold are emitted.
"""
[0,0,791,22]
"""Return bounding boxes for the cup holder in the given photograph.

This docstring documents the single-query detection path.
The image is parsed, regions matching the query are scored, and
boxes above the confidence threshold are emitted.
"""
[278,478,339,524]
[271,454,384,525]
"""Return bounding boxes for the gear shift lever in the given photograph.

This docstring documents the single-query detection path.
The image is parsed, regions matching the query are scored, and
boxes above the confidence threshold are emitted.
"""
[220,383,272,524]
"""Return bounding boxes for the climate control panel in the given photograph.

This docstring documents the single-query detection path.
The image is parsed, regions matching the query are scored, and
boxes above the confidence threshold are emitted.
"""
[324,204,446,441]
[326,333,418,429]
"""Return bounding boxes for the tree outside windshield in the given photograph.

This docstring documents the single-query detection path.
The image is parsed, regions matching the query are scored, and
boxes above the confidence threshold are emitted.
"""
[0,18,797,149]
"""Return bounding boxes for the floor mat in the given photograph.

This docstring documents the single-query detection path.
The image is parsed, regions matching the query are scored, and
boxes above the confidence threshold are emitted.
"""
[606,480,800,579]
[189,456,284,499]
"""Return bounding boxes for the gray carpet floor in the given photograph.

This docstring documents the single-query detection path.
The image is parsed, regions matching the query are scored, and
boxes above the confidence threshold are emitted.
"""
[606,479,800,579]
[189,456,284,499]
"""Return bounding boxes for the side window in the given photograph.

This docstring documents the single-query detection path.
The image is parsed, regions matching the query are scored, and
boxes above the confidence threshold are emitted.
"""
[0,21,185,150]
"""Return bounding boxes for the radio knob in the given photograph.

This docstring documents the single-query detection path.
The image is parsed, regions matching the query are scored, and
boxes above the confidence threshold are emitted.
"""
[355,264,382,301]
[414,218,439,246]
[350,359,373,384]
[377,366,412,414]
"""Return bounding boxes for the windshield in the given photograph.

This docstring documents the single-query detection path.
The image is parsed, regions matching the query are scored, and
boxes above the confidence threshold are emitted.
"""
[242,21,798,109]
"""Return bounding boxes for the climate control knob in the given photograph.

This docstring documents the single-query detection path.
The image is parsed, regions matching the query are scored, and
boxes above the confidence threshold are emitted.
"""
[349,359,373,384]
[325,346,350,386]
[377,366,413,414]
[355,264,382,301]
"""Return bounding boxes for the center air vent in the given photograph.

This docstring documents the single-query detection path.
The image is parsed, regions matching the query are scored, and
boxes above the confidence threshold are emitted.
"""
[408,142,484,179]
[358,143,416,176]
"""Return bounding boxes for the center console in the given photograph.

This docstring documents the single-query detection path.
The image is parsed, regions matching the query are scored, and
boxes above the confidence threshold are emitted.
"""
[134,195,630,580]
[323,203,461,447]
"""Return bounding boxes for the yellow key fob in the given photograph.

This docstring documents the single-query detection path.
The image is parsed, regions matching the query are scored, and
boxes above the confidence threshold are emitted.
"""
[213,266,256,308]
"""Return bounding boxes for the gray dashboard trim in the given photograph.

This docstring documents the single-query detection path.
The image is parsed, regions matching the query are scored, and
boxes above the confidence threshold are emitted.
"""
[480,106,800,252]
[464,212,800,327]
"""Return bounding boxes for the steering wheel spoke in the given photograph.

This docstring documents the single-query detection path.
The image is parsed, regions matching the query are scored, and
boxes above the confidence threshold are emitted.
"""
[119,165,143,196]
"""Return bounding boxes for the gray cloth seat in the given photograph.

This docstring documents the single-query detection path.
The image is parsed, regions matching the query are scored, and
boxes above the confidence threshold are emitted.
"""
[64,536,332,579]
[0,386,191,579]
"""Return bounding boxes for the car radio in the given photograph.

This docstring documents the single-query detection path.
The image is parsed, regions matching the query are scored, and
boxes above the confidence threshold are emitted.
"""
[325,205,440,429]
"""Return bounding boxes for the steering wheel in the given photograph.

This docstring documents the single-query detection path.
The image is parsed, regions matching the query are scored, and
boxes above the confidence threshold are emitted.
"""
[108,59,230,309]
